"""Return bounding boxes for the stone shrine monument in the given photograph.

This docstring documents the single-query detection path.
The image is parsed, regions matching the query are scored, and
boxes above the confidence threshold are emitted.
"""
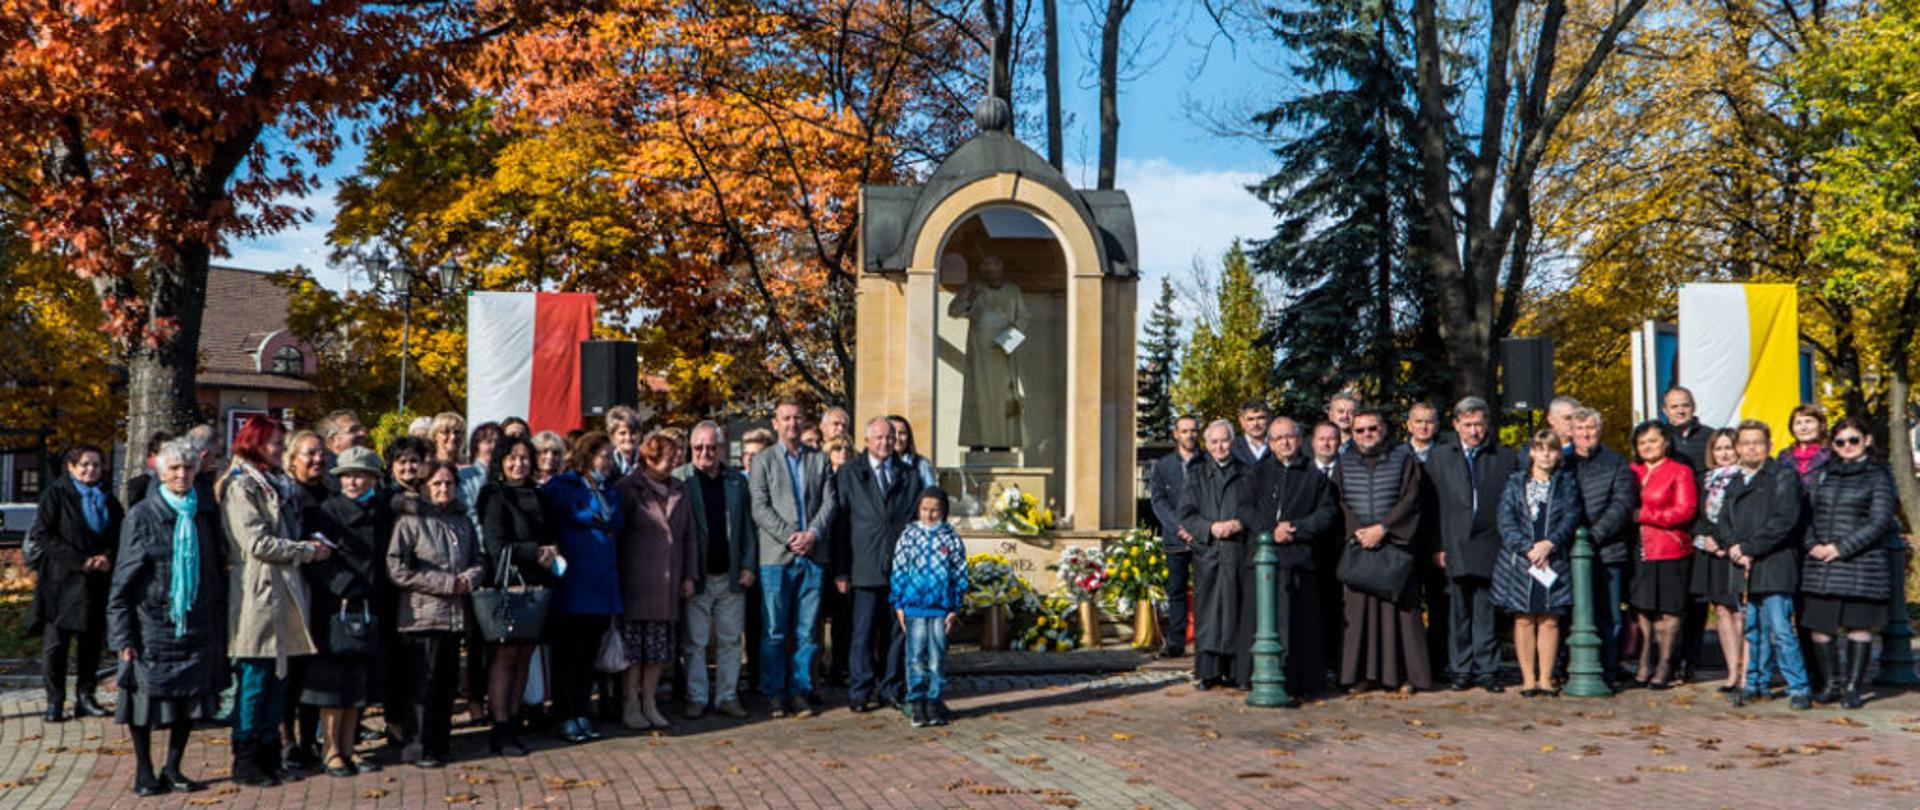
[854,95,1139,558]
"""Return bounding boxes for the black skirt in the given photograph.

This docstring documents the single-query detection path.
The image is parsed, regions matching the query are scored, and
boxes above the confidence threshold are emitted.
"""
[1630,557,1691,614]
[299,652,372,707]
[1800,595,1885,635]
[1688,549,1741,608]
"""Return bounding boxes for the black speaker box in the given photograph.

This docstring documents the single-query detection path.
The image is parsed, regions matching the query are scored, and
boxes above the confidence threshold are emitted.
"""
[1499,337,1555,411]
[580,340,638,418]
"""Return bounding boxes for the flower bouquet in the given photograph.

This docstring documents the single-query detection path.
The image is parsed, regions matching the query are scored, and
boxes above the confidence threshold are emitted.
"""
[1013,592,1079,652]
[991,484,1057,537]
[1101,528,1168,649]
[965,553,1038,650]
[1049,545,1108,648]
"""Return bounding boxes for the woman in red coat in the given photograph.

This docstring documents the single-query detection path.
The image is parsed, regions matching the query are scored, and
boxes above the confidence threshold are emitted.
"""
[1629,422,1698,689]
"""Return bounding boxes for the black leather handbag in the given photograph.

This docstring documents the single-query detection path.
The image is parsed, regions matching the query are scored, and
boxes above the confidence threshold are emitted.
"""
[1336,540,1415,603]
[471,554,551,644]
[328,600,379,657]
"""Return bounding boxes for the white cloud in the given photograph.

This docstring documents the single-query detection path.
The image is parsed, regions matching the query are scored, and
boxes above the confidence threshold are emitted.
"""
[1114,157,1269,283]
[222,192,353,290]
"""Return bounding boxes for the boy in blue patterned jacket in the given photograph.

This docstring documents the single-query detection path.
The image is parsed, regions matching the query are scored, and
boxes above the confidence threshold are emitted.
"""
[890,486,968,727]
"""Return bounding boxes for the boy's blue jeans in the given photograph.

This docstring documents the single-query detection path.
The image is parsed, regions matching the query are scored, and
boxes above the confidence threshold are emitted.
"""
[1744,594,1810,696]
[903,614,948,702]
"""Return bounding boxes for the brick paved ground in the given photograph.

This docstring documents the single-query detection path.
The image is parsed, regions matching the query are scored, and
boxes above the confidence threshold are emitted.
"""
[7,664,1920,809]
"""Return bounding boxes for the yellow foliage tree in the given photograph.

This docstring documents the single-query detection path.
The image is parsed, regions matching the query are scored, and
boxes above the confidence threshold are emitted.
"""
[0,237,121,454]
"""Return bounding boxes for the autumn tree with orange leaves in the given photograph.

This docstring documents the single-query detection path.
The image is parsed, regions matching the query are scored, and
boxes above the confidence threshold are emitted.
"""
[456,0,991,410]
[0,1,513,484]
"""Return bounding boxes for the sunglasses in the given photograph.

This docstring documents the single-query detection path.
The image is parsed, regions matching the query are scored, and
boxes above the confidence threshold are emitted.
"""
[1353,425,1381,434]
[1834,435,1864,447]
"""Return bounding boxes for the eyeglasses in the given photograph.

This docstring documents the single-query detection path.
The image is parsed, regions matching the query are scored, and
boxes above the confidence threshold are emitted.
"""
[691,444,724,452]
[1353,425,1381,434]
[1834,435,1864,447]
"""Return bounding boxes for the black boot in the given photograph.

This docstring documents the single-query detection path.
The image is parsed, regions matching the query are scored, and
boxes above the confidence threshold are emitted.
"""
[73,694,110,718]
[1811,640,1843,704]
[231,739,273,787]
[488,720,507,755]
[1843,639,1873,709]
[256,740,287,785]
[505,714,529,757]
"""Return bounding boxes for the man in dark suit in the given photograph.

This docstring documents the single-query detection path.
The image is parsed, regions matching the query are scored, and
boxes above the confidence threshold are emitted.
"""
[1147,415,1201,657]
[1248,443,1339,698]
[677,421,759,720]
[832,417,918,712]
[1230,400,1271,467]
[1426,397,1524,692]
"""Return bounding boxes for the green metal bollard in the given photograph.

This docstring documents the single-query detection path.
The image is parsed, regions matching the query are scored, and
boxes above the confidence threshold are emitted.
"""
[1877,542,1920,686]
[1563,527,1611,697]
[1247,531,1292,707]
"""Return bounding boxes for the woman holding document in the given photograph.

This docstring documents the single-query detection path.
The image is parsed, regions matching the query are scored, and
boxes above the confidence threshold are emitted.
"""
[1494,429,1579,697]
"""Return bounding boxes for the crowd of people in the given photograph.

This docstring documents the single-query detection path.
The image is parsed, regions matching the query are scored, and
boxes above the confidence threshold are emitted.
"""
[25,400,966,796]
[1147,388,1907,709]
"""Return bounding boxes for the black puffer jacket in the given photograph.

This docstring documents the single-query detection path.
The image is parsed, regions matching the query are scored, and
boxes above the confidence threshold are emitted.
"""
[1714,460,1806,596]
[1570,445,1639,564]
[1800,459,1898,600]
[107,494,227,697]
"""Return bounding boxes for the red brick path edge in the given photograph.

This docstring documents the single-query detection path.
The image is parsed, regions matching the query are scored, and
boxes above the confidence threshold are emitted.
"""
[11,678,1920,809]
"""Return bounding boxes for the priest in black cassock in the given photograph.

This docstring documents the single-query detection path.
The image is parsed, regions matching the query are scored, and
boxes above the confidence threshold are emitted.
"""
[1178,420,1264,689]
[1249,447,1340,698]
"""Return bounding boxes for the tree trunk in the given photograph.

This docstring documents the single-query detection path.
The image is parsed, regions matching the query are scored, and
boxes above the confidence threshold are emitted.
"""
[1888,374,1920,535]
[1043,0,1062,170]
[118,243,213,494]
[986,0,1015,127]
[1097,0,1129,190]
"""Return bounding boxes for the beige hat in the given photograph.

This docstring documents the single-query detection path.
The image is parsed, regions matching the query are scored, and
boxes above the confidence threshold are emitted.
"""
[330,446,383,477]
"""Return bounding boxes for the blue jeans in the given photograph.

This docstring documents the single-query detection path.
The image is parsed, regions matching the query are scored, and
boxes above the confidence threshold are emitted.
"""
[759,558,824,700]
[903,614,949,702]
[232,659,286,744]
[1745,594,1810,696]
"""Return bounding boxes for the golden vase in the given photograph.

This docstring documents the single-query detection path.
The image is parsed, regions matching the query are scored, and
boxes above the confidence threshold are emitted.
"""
[1130,598,1161,651]
[979,605,1010,651]
[1078,600,1103,649]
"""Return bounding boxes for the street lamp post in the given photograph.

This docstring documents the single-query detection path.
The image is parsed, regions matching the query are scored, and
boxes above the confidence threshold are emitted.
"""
[370,249,459,415]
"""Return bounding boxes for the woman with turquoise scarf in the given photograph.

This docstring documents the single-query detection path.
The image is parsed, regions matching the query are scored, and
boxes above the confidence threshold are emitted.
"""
[108,439,226,797]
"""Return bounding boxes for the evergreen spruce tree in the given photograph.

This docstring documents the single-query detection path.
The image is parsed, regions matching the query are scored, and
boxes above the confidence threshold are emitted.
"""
[1137,278,1182,443]
[1250,0,1449,416]
[1172,243,1273,422]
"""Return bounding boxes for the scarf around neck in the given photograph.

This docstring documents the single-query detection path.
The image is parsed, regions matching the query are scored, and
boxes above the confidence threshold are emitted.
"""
[156,486,201,636]
[74,479,109,535]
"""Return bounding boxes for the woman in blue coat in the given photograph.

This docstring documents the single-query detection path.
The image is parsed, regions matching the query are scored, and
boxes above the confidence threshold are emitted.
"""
[1495,429,1580,697]
[539,431,626,743]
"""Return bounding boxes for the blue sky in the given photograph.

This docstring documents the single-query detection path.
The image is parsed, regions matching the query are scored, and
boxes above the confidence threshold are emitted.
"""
[227,5,1283,307]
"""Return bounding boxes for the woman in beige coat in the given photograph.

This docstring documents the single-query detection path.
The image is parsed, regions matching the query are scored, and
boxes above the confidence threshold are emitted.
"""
[218,418,330,787]
[386,460,484,768]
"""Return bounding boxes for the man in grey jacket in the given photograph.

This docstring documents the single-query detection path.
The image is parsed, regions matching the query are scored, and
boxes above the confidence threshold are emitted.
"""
[748,399,839,718]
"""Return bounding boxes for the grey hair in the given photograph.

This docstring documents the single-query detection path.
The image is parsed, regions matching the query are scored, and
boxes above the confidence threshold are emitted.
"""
[690,420,727,444]
[1571,407,1603,429]
[1452,397,1492,420]
[864,416,894,436]
[1204,419,1235,440]
[1328,391,1361,408]
[1548,395,1583,412]
[530,431,567,455]
[154,438,201,472]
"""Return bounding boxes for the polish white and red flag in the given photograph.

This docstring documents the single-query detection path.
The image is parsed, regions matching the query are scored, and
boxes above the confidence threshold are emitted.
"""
[466,292,596,434]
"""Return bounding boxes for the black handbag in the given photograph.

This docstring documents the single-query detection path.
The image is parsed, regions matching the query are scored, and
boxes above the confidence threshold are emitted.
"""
[471,553,551,644]
[1336,540,1415,603]
[328,600,379,657]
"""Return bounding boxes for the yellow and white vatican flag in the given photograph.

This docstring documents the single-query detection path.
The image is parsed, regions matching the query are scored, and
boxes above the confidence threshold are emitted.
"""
[1677,283,1801,453]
